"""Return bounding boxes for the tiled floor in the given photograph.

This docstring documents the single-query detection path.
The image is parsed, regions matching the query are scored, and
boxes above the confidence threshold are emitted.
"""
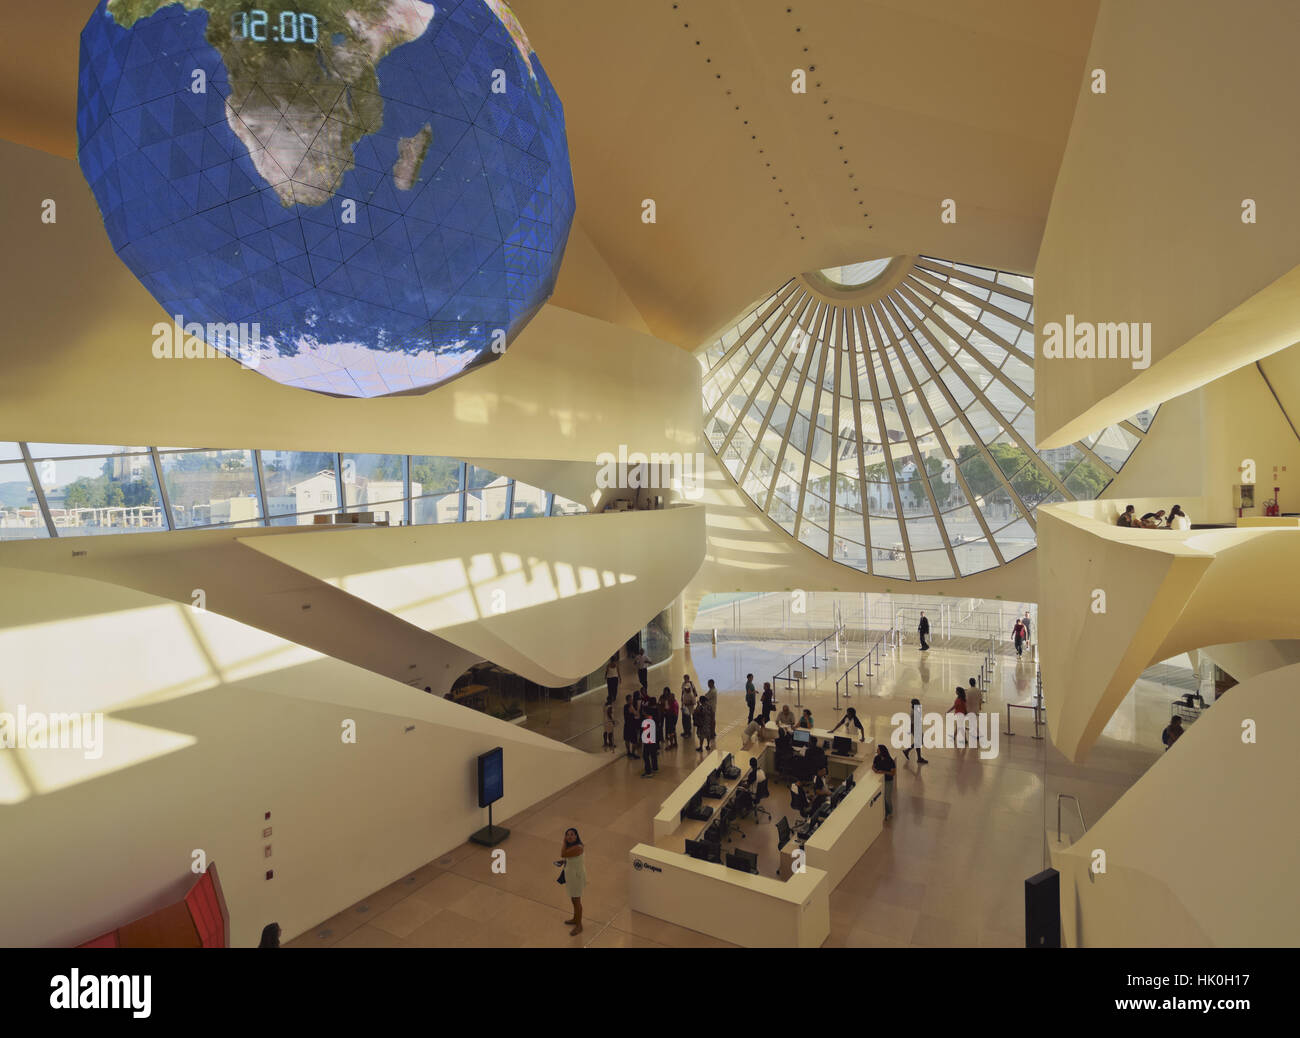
[292,638,1171,948]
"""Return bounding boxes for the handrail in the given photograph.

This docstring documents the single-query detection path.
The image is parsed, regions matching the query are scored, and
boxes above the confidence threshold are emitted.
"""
[1056,793,1087,843]
[833,629,891,708]
[773,624,844,706]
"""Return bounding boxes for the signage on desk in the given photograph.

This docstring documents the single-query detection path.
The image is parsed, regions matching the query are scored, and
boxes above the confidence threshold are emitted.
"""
[868,790,881,808]
[632,858,663,874]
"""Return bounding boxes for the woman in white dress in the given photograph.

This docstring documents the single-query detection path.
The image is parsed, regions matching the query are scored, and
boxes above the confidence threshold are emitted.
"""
[559,828,587,936]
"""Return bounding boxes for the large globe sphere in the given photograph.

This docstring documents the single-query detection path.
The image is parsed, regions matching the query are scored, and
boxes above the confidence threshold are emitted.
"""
[77,0,575,397]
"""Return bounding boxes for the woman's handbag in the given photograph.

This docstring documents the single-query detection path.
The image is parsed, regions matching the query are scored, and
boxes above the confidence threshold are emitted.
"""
[555,860,566,885]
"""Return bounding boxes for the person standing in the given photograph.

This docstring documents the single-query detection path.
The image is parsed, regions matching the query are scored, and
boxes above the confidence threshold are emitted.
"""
[558,828,586,936]
[602,700,615,750]
[829,706,866,741]
[634,647,651,691]
[1012,618,1027,658]
[660,687,678,749]
[622,695,639,759]
[696,695,716,752]
[760,682,776,724]
[1021,611,1033,654]
[680,679,697,742]
[902,696,928,764]
[949,687,972,747]
[744,674,757,723]
[257,923,281,948]
[918,611,930,651]
[604,656,620,706]
[966,676,983,720]
[704,679,719,713]
[640,702,660,776]
[872,745,897,821]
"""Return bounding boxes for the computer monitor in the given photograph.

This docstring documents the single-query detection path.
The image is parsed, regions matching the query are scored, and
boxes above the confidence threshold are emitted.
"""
[792,729,811,746]
[708,767,721,783]
[833,736,853,756]
[726,849,759,875]
[684,838,720,863]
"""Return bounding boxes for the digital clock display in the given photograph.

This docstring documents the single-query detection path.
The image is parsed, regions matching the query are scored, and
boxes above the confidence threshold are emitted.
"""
[231,9,320,44]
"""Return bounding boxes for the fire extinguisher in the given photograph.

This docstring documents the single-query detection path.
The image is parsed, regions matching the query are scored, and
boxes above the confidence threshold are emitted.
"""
[684,630,690,644]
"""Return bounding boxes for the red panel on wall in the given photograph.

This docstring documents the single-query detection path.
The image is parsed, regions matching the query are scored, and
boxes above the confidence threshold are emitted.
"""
[73,862,230,948]
[185,868,226,948]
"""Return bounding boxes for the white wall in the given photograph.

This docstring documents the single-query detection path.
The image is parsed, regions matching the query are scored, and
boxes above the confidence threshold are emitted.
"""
[0,566,603,947]
[1052,661,1300,946]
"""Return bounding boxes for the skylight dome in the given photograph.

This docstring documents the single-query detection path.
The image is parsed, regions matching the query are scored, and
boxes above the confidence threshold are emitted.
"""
[817,257,893,289]
[698,256,1153,580]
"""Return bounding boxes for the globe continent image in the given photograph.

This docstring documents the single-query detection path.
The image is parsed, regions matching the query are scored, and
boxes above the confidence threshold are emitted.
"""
[77,0,576,397]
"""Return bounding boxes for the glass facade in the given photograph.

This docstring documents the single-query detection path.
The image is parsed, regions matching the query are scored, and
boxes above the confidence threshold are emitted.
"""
[0,442,585,540]
[699,256,1154,580]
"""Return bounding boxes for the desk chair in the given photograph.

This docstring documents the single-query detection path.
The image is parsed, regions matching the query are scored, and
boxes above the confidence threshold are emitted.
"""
[789,784,810,819]
[724,791,751,841]
[774,815,791,876]
[752,778,772,823]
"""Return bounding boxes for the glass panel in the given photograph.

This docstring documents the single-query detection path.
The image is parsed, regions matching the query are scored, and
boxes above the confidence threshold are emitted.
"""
[954,538,999,576]
[0,442,21,461]
[37,454,166,536]
[468,476,510,521]
[467,465,506,491]
[410,456,461,495]
[160,449,261,529]
[341,454,405,517]
[261,450,339,525]
[1130,408,1156,432]
[551,495,588,516]
[992,518,1036,561]
[27,443,150,458]
[832,535,869,572]
[797,521,828,556]
[1065,459,1111,500]
[905,515,945,550]
[912,549,955,580]
[512,481,548,518]
[0,461,48,540]
[1091,425,1141,470]
[412,492,463,525]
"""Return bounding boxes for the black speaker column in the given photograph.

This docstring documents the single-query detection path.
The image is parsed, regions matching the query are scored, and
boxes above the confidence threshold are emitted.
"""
[1024,867,1061,948]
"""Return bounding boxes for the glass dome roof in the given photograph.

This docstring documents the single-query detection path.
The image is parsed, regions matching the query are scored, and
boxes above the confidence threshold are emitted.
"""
[817,258,893,288]
[698,255,1154,580]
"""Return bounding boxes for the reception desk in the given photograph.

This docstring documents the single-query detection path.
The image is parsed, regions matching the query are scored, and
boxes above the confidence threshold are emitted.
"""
[628,843,831,948]
[801,772,884,888]
[630,734,885,947]
[652,750,725,842]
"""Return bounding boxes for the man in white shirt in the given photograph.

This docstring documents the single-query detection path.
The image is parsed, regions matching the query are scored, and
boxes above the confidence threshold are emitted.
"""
[634,649,650,690]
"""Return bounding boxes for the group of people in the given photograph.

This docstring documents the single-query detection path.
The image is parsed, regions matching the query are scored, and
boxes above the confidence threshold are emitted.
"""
[601,659,726,775]
[1117,503,1190,530]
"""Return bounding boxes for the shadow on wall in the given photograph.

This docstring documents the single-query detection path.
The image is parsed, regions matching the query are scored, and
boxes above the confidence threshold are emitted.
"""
[0,564,603,949]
